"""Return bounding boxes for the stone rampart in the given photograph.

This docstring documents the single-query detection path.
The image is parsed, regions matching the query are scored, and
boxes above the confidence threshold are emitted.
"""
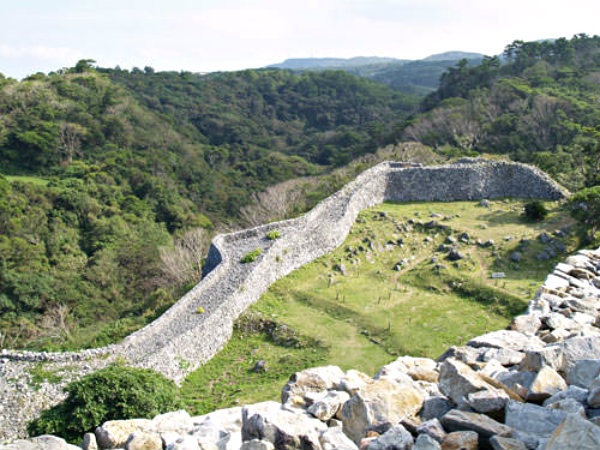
[0,159,569,439]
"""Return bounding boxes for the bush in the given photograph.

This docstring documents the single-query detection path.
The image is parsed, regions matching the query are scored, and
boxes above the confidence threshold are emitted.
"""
[523,200,548,221]
[266,230,281,240]
[28,365,181,443]
[240,248,262,263]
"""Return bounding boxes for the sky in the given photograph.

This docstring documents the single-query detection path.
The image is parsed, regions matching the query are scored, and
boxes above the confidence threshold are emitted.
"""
[1,0,599,79]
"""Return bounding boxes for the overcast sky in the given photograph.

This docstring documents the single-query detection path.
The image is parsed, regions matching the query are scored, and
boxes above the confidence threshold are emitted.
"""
[1,0,598,79]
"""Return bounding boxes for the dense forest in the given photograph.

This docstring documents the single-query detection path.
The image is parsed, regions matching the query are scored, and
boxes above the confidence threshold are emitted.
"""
[406,34,600,190]
[2,34,600,351]
[0,63,417,349]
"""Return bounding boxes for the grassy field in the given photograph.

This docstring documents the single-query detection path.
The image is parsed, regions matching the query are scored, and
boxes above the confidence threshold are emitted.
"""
[180,199,576,414]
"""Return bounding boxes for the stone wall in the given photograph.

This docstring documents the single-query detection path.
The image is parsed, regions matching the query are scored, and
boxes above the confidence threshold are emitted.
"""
[0,159,569,440]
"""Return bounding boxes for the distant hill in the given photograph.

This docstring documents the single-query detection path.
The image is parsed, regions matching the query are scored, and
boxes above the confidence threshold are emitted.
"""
[423,51,484,61]
[266,53,484,94]
[267,56,406,70]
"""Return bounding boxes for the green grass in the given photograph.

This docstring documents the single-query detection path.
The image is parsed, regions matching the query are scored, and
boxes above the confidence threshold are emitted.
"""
[4,174,49,186]
[180,199,576,413]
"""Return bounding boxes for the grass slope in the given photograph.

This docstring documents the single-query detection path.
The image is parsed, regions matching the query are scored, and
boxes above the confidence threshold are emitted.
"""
[180,199,575,414]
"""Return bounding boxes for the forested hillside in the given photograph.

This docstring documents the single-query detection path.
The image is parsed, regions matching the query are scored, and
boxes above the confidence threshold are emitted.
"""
[0,64,416,350]
[2,33,600,352]
[406,34,600,190]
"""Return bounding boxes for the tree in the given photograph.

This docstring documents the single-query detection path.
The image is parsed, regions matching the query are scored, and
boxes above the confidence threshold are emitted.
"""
[569,186,600,240]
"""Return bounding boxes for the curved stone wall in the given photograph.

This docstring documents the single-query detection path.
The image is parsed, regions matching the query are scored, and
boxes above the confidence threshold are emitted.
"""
[1,159,568,379]
[0,159,569,439]
[114,159,568,381]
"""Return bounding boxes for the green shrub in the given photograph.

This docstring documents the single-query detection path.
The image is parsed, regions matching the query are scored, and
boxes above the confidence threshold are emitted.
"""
[523,200,548,221]
[266,230,281,240]
[27,365,181,443]
[240,248,262,263]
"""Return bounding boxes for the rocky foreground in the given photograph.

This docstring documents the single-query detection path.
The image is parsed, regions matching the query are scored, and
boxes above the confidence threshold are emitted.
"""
[6,248,600,450]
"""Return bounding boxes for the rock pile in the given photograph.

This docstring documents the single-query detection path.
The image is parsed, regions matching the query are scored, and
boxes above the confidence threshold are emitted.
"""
[6,247,600,449]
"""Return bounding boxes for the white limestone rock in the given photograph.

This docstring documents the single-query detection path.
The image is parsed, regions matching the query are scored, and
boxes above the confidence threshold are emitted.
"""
[543,385,589,407]
[339,370,373,396]
[488,436,527,450]
[466,388,509,414]
[526,365,568,402]
[0,435,81,450]
[242,401,327,450]
[192,406,243,450]
[568,359,600,388]
[413,434,441,450]
[504,401,568,443]
[152,410,194,434]
[416,418,445,443]
[95,419,153,449]
[307,390,350,421]
[438,358,497,408]
[545,413,600,450]
[440,409,513,448]
[281,366,345,403]
[319,426,358,450]
[467,330,544,352]
[340,377,425,444]
[125,431,162,450]
[366,425,413,450]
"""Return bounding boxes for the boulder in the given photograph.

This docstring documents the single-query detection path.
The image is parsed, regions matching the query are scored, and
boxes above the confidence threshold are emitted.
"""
[152,410,194,434]
[519,345,564,373]
[0,436,81,450]
[545,413,600,450]
[308,391,350,421]
[414,434,441,450]
[242,401,327,450]
[416,418,446,443]
[466,389,509,414]
[480,348,525,366]
[488,436,527,450]
[543,385,589,407]
[165,434,201,450]
[440,409,512,449]
[568,359,600,388]
[509,314,541,335]
[419,395,453,422]
[587,377,600,407]
[95,419,153,449]
[440,431,478,450]
[560,336,600,374]
[504,401,567,443]
[341,377,425,444]
[319,426,358,450]
[437,358,496,408]
[467,330,544,352]
[192,406,243,450]
[125,432,162,450]
[339,370,373,396]
[526,365,568,402]
[366,425,413,450]
[282,366,345,403]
